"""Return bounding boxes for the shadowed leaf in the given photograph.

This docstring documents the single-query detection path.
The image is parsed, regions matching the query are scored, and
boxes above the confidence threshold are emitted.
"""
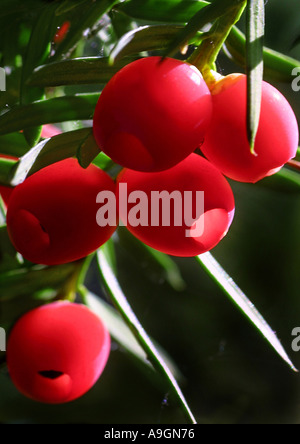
[164,0,246,58]
[115,0,209,24]
[8,128,92,187]
[110,25,184,64]
[0,94,98,136]
[246,0,265,154]
[27,57,135,87]
[97,246,197,424]
[225,26,300,83]
[197,252,297,372]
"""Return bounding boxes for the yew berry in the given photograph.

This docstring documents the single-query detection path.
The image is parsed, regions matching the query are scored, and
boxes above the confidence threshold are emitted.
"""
[7,302,111,404]
[53,21,71,45]
[117,154,235,257]
[93,57,213,172]
[41,124,62,138]
[7,158,118,265]
[200,74,299,183]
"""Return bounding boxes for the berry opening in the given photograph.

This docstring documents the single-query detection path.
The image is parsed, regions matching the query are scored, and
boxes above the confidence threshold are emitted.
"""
[38,371,65,380]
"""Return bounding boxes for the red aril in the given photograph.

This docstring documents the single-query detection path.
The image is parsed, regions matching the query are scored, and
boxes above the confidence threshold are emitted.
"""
[7,302,110,404]
[200,74,299,183]
[7,158,118,265]
[93,57,213,172]
[117,154,235,257]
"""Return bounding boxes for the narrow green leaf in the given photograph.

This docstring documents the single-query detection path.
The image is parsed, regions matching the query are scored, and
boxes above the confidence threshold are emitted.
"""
[259,167,300,194]
[51,0,120,61]
[97,247,197,425]
[21,3,58,147]
[110,25,184,64]
[9,128,92,187]
[0,263,79,302]
[77,130,100,169]
[142,244,186,291]
[0,225,23,273]
[225,26,300,83]
[0,133,30,158]
[22,128,42,150]
[87,290,153,368]
[165,0,246,58]
[92,152,114,171]
[0,158,17,186]
[187,1,246,73]
[86,290,182,379]
[115,0,209,24]
[0,197,6,228]
[246,0,265,154]
[196,253,298,372]
[100,237,118,275]
[27,57,135,87]
[55,0,88,15]
[116,229,186,291]
[0,94,99,136]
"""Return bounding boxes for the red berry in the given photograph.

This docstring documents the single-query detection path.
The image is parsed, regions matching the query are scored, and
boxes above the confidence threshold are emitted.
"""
[93,57,213,172]
[7,158,118,265]
[200,74,299,183]
[41,124,62,138]
[53,21,71,45]
[7,302,111,404]
[117,154,235,257]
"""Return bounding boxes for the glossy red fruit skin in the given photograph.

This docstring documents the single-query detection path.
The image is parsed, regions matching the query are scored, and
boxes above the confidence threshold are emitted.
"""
[53,21,71,45]
[200,74,299,183]
[117,154,235,257]
[7,302,111,404]
[6,158,118,265]
[41,124,62,138]
[93,57,213,172]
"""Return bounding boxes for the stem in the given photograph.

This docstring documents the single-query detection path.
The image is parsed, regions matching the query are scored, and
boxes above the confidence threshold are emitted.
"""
[97,248,197,425]
[76,252,96,290]
[188,1,247,86]
[77,284,89,306]
[287,159,300,172]
[75,253,96,304]
[55,254,95,304]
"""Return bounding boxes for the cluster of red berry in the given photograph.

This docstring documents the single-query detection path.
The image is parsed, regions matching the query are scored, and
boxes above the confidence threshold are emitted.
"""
[95,56,298,256]
[1,56,298,404]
